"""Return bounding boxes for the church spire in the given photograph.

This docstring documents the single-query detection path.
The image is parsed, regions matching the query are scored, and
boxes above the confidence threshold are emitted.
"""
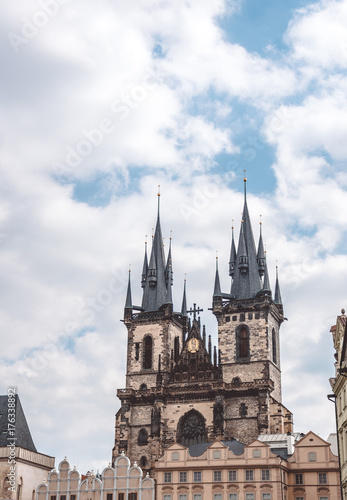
[257,217,266,278]
[141,188,168,311]
[229,223,236,278]
[274,265,282,305]
[230,176,262,299]
[141,239,148,289]
[213,256,221,297]
[181,278,187,317]
[165,235,173,287]
[125,269,132,309]
[261,252,272,296]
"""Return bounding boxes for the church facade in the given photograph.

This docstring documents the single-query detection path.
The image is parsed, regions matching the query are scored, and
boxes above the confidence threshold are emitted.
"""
[112,181,293,470]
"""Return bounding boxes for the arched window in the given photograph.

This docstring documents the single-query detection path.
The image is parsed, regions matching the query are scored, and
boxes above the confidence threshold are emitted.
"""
[140,455,147,468]
[174,336,180,362]
[236,325,249,359]
[177,410,207,447]
[272,328,277,364]
[143,336,152,369]
[138,428,148,445]
[140,383,147,390]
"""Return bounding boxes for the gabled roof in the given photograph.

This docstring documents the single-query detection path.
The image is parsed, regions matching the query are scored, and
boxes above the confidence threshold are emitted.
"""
[0,395,37,452]
[188,439,245,457]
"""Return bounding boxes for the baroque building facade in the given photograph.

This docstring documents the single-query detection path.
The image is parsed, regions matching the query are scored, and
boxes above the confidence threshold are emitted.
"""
[330,309,347,499]
[112,181,293,470]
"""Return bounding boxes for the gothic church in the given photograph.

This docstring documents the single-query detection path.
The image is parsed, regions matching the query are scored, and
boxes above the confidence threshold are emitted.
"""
[112,180,293,470]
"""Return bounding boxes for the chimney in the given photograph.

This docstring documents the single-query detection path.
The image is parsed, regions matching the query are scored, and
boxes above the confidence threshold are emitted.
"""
[287,432,295,455]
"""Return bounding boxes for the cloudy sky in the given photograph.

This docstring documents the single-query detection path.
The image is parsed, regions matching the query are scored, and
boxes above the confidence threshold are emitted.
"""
[1,0,347,474]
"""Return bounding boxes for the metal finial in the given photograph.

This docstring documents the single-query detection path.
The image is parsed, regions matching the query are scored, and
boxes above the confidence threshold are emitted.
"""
[243,170,247,198]
[170,229,172,240]
[157,185,161,196]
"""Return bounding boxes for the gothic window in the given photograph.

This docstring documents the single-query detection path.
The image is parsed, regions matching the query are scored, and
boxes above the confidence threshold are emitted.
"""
[240,403,248,418]
[174,336,180,362]
[138,428,148,445]
[135,343,140,360]
[140,383,147,390]
[143,336,152,369]
[272,329,277,364]
[236,325,249,359]
[177,410,207,447]
[140,456,147,468]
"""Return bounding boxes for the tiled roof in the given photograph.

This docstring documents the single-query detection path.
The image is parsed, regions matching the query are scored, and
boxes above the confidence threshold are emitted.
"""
[0,395,37,452]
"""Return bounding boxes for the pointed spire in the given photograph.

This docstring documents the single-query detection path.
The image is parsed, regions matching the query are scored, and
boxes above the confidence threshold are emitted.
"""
[125,269,132,309]
[208,335,212,361]
[230,177,262,299]
[165,234,173,286]
[261,252,271,295]
[141,238,148,288]
[213,345,217,367]
[141,189,168,311]
[274,265,282,305]
[203,325,206,347]
[229,222,237,278]
[165,260,173,304]
[257,217,266,278]
[213,255,222,297]
[181,278,187,317]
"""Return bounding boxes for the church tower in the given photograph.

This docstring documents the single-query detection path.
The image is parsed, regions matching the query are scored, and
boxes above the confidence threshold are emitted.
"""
[212,176,292,442]
[113,182,293,469]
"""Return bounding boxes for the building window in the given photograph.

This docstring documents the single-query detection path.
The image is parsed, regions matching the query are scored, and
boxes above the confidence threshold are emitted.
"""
[135,342,140,360]
[262,494,271,500]
[240,403,248,418]
[172,452,179,460]
[228,470,237,481]
[295,473,303,484]
[308,452,316,461]
[193,495,202,500]
[174,336,180,362]
[295,498,304,500]
[60,497,66,500]
[236,325,249,359]
[245,495,254,500]
[213,450,221,459]
[272,328,277,364]
[261,469,270,481]
[194,471,202,482]
[138,428,148,445]
[163,496,172,500]
[129,494,137,500]
[143,336,152,369]
[50,497,56,500]
[164,472,172,483]
[252,449,260,458]
[318,473,327,484]
[213,470,222,482]
[214,495,222,500]
[70,496,76,500]
[177,410,207,447]
[229,495,238,500]
[118,494,124,500]
[245,470,254,481]
[179,496,187,500]
[282,471,286,482]
[319,497,329,500]
[179,471,187,482]
[140,455,147,468]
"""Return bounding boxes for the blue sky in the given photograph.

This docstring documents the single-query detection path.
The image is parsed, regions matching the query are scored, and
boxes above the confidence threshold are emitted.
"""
[1,0,347,475]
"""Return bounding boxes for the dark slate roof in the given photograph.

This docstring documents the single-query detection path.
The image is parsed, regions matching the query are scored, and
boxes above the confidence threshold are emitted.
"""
[270,448,289,460]
[274,267,282,305]
[0,395,37,452]
[188,440,245,457]
[141,202,170,312]
[230,198,262,299]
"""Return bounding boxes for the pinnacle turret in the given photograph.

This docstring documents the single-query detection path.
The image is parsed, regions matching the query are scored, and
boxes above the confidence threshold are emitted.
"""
[274,266,282,305]
[181,279,187,317]
[125,270,132,309]
[257,220,266,278]
[229,224,237,278]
